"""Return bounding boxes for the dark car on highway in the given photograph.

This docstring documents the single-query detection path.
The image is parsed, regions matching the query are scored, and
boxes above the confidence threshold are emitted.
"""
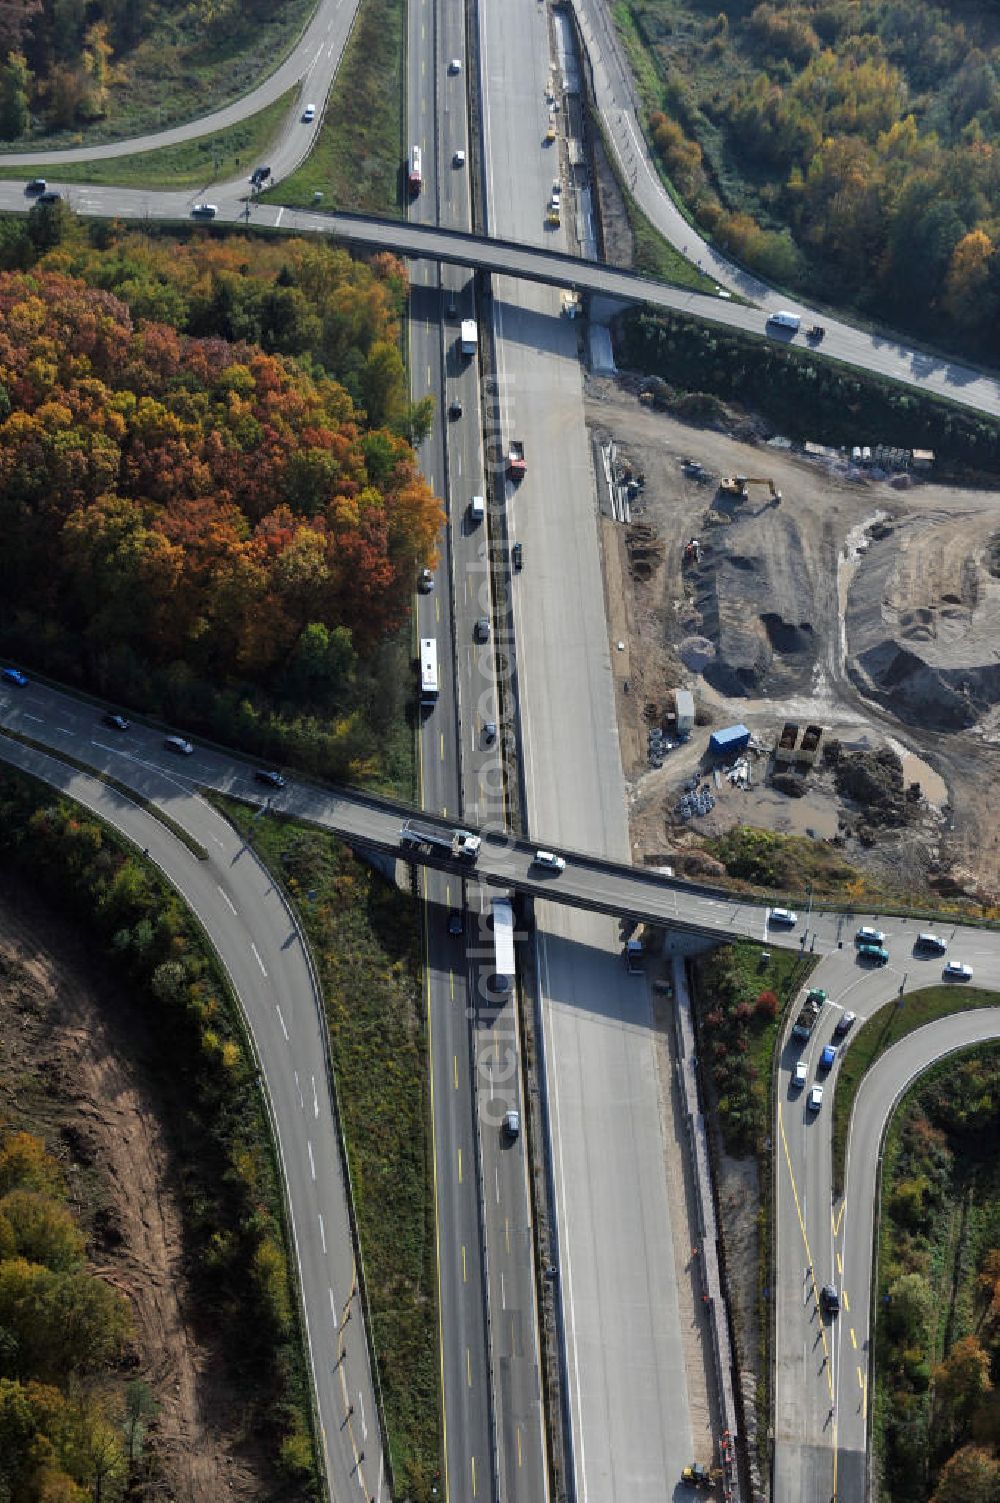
[255,769,286,789]
[102,713,130,732]
[1,667,28,686]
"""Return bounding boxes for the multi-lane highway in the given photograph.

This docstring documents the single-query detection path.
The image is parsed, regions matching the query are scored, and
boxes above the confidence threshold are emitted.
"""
[7,643,1000,1503]
[3,9,1000,1501]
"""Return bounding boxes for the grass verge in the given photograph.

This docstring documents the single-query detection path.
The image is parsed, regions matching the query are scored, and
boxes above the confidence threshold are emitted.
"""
[18,90,295,192]
[265,0,404,216]
[590,103,715,293]
[832,984,1000,1194]
[216,797,441,1502]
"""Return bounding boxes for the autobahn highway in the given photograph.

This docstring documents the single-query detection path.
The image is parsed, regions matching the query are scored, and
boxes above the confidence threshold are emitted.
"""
[406,0,518,1492]
[4,11,1000,1501]
[8,666,1000,1503]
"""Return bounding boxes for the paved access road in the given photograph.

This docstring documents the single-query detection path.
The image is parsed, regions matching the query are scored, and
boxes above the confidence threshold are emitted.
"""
[772,932,1000,1503]
[0,707,386,1503]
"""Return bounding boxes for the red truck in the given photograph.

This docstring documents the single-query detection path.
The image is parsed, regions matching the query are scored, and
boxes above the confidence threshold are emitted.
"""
[408,146,422,195]
[507,440,526,481]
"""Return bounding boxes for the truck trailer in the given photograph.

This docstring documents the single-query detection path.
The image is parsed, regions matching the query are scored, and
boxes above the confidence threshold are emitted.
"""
[507,441,526,481]
[791,987,827,1040]
[460,319,478,357]
[400,819,481,860]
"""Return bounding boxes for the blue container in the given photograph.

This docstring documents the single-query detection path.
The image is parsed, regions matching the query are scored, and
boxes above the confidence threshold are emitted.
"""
[709,723,750,756]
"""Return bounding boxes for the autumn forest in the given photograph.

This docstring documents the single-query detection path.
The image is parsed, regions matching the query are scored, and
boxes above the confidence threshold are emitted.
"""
[0,223,441,787]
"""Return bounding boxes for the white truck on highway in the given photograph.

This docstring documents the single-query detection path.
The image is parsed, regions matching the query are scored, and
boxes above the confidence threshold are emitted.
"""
[460,319,478,357]
[400,819,481,860]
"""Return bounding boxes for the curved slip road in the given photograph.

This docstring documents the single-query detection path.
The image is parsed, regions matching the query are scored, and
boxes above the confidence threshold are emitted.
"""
[773,943,1000,1503]
[0,0,358,168]
[0,714,385,1503]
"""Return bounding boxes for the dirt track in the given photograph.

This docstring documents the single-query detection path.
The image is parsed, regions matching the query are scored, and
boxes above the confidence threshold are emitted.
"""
[588,378,1000,901]
[0,879,265,1501]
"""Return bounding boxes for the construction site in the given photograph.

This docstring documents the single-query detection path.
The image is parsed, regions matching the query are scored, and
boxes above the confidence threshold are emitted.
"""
[589,377,1000,904]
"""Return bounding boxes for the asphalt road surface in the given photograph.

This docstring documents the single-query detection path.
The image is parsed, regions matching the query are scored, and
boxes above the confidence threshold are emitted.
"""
[0,0,359,169]
[773,934,1000,1503]
[406,0,507,1494]
[478,0,704,1496]
[0,709,386,1503]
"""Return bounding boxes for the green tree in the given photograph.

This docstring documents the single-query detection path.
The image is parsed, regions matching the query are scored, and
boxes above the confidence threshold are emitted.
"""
[0,50,30,139]
[885,1271,936,1348]
[0,1191,85,1272]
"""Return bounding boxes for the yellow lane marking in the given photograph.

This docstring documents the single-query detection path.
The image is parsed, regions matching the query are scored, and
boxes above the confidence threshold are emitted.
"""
[440,731,445,761]
[517,1427,523,1466]
[454,1054,459,1089]
[467,1347,472,1386]
[462,1244,467,1282]
[505,1217,510,1254]
[422,863,451,1503]
[836,1251,843,1276]
[843,1289,850,1313]
[833,1200,846,1237]
[777,1102,833,1392]
[472,1456,477,1496]
[850,1328,857,1350]
[458,1147,463,1183]
[450,970,455,1000]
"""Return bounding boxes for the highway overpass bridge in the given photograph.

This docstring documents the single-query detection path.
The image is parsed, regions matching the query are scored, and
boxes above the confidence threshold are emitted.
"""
[288,780,776,943]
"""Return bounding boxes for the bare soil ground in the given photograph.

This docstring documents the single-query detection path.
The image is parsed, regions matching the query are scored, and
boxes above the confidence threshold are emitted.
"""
[0,878,267,1501]
[587,377,1000,902]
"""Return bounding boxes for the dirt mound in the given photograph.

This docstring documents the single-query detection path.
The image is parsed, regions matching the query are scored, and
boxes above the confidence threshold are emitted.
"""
[846,511,1000,729]
[689,512,818,696]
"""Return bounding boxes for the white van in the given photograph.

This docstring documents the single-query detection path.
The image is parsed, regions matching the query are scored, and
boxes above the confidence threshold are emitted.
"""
[533,850,566,872]
[767,310,801,332]
[469,494,485,524]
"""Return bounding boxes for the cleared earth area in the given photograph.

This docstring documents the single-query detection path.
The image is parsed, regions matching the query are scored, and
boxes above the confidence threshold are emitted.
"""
[0,879,267,1501]
[587,378,1000,902]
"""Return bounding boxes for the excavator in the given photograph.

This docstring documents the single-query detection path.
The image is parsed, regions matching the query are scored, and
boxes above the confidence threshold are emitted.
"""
[718,475,782,504]
[682,1461,722,1489]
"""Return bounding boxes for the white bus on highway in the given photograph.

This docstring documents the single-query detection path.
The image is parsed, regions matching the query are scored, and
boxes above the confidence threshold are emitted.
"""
[419,637,439,704]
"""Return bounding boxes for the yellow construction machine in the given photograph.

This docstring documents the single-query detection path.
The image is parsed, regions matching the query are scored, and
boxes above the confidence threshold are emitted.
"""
[717,475,782,503]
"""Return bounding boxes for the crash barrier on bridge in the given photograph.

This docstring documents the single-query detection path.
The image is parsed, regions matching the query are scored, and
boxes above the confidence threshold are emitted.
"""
[672,957,742,1502]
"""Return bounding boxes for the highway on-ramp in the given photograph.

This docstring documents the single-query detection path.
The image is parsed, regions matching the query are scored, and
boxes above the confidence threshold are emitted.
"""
[0,704,386,1503]
[772,934,1000,1503]
[0,0,359,170]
